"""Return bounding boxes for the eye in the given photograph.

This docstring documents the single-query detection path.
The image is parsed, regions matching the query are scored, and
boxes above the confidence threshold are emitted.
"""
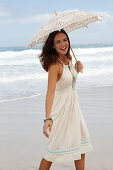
[56,40,60,44]
[64,38,67,42]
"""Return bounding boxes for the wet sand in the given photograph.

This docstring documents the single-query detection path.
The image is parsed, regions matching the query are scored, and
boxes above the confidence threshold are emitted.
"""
[0,86,113,170]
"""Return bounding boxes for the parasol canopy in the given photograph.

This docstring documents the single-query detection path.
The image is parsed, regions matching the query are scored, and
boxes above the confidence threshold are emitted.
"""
[28,9,102,48]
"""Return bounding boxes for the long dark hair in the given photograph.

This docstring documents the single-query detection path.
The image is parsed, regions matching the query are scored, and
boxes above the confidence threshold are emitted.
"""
[39,29,72,72]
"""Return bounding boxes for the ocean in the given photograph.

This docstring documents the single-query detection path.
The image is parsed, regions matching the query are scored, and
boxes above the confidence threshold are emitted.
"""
[0,44,113,102]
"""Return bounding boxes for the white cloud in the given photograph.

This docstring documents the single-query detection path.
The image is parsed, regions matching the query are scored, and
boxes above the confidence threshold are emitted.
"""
[18,14,53,24]
[0,13,53,24]
[0,7,10,17]
[93,11,113,24]
[0,9,113,25]
[95,11,113,18]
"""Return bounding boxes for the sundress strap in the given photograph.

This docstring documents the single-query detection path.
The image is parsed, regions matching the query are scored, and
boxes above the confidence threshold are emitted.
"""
[57,58,73,70]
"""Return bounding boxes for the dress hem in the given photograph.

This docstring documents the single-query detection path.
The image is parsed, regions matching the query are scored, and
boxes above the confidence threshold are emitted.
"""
[43,144,93,163]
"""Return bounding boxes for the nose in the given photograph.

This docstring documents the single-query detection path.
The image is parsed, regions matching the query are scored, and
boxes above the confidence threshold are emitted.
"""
[60,41,65,47]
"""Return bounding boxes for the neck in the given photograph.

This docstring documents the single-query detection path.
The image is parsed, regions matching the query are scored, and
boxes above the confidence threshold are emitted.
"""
[59,54,67,61]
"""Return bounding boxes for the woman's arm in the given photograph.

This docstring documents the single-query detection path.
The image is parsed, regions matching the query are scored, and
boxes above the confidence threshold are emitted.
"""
[45,63,59,118]
[43,63,59,138]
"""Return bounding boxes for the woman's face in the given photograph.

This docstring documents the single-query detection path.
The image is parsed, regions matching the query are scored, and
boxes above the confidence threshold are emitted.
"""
[53,33,69,56]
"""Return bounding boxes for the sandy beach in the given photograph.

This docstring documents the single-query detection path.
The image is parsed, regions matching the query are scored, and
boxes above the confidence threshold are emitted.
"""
[0,85,113,170]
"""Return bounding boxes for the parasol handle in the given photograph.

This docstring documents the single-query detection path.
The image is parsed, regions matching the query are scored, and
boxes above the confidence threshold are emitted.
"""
[70,46,83,73]
[70,46,77,62]
[54,10,83,73]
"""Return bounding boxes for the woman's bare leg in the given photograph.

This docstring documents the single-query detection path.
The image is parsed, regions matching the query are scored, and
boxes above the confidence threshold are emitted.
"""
[74,154,85,170]
[39,158,52,170]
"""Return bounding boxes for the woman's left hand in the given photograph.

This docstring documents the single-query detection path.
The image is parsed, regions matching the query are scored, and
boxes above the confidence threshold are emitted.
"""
[75,61,83,73]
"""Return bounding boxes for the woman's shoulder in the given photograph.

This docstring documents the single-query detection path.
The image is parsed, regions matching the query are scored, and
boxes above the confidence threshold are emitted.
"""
[48,61,63,78]
[48,61,60,73]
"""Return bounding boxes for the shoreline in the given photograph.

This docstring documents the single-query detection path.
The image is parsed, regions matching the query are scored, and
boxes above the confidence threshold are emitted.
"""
[0,84,113,103]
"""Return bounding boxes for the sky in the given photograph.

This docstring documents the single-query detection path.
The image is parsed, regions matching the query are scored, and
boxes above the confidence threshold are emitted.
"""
[0,0,113,47]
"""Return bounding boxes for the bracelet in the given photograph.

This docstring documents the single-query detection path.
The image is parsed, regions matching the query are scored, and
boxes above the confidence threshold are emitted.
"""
[44,117,53,124]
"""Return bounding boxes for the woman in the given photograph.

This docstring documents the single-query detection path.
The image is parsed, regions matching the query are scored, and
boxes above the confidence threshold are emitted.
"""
[39,29,93,170]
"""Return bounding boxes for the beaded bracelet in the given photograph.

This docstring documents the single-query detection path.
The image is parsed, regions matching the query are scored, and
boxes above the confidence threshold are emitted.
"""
[44,117,53,124]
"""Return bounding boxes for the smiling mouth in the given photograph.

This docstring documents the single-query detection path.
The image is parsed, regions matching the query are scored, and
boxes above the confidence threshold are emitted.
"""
[60,47,67,51]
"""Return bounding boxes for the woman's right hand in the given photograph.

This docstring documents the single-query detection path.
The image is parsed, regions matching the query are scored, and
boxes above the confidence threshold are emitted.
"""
[75,61,83,73]
[43,120,52,138]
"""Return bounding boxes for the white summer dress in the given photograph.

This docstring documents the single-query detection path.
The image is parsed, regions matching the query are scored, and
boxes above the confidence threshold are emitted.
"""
[43,59,93,162]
